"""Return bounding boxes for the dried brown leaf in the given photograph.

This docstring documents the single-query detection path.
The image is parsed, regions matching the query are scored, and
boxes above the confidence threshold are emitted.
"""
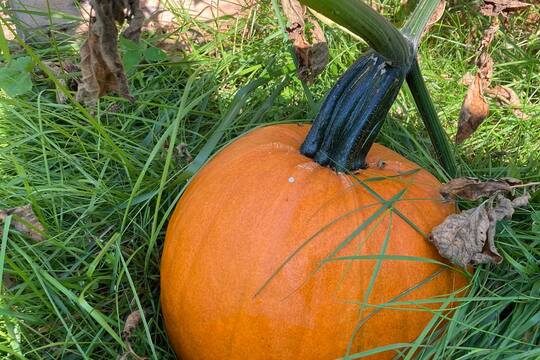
[175,143,193,162]
[429,193,530,267]
[511,193,531,207]
[119,310,148,360]
[281,0,329,83]
[76,0,135,106]
[440,177,521,200]
[123,0,145,42]
[421,0,446,39]
[456,74,489,143]
[429,203,493,267]
[477,20,500,56]
[460,72,475,86]
[455,20,498,143]
[370,0,382,13]
[163,141,193,162]
[0,204,45,241]
[476,20,498,88]
[486,85,529,119]
[480,0,532,17]
[122,310,142,339]
[477,52,494,89]
[44,61,79,104]
[525,11,540,27]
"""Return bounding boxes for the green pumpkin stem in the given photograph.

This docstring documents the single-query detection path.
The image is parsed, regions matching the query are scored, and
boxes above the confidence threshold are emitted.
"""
[300,51,406,171]
[299,0,457,175]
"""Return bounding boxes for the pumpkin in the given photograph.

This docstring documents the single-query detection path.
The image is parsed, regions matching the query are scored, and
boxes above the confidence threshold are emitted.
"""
[160,124,468,359]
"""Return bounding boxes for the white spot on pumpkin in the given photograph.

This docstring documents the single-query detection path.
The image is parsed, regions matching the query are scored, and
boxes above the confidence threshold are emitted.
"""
[288,177,295,183]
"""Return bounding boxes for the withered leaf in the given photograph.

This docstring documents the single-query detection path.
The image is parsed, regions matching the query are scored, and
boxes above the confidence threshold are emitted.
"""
[441,177,521,200]
[429,193,530,267]
[480,0,532,17]
[122,310,142,339]
[119,310,148,360]
[476,20,498,89]
[486,85,529,120]
[477,20,500,57]
[76,0,135,106]
[175,143,193,162]
[44,61,79,104]
[460,72,474,86]
[477,52,494,89]
[122,0,145,42]
[281,0,329,83]
[456,74,489,143]
[163,141,193,162]
[511,193,530,207]
[455,20,498,143]
[368,0,383,13]
[0,204,45,241]
[421,0,446,40]
[429,204,493,267]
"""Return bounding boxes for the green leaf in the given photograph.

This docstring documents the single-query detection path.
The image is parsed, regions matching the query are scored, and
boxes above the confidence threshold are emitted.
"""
[143,46,167,62]
[119,37,142,52]
[123,50,142,73]
[120,37,144,73]
[0,57,34,97]
[532,211,540,235]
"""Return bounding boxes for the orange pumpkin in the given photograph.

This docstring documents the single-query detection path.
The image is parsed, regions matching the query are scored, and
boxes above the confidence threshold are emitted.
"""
[161,124,468,360]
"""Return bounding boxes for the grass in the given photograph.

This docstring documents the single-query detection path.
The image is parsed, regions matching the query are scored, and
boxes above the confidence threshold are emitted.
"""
[0,1,539,359]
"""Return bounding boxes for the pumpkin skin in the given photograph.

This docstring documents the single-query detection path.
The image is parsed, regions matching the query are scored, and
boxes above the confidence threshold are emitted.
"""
[161,124,467,360]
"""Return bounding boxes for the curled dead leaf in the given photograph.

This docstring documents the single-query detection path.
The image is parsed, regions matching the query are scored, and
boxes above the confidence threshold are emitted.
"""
[441,177,521,201]
[281,0,329,83]
[163,141,193,163]
[120,310,148,360]
[122,0,145,42]
[455,19,498,143]
[370,0,382,13]
[480,0,532,17]
[456,74,489,143]
[122,310,142,339]
[477,20,500,57]
[175,143,193,162]
[486,85,529,120]
[76,0,140,106]
[460,72,475,86]
[0,204,45,241]
[429,193,530,267]
[43,61,80,104]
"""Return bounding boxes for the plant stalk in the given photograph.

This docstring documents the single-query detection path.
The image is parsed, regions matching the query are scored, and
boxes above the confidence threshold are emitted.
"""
[406,59,457,176]
[401,0,443,48]
[299,0,413,67]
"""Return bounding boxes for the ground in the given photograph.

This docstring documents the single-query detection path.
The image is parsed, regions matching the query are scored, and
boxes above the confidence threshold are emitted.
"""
[0,1,539,359]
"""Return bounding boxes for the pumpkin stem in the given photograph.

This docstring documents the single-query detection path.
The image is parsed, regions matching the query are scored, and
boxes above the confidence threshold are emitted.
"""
[300,51,407,171]
[299,0,456,174]
[298,0,413,171]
